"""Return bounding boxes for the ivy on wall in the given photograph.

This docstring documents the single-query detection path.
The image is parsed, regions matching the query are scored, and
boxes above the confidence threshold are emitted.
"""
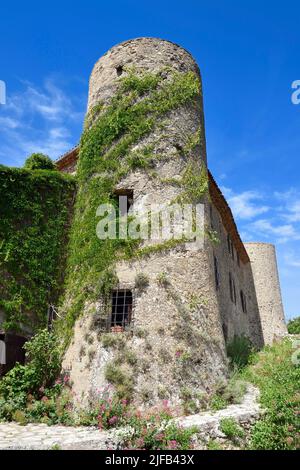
[0,167,75,333]
[58,67,207,345]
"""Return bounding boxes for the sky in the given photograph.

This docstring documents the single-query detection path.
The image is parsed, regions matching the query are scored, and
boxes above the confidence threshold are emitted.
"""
[0,1,299,319]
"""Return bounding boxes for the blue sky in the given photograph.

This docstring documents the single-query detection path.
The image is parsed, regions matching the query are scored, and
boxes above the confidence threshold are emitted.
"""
[0,1,299,319]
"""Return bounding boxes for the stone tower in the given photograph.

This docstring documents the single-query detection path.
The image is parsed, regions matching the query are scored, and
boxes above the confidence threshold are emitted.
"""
[62,38,229,407]
[244,243,287,344]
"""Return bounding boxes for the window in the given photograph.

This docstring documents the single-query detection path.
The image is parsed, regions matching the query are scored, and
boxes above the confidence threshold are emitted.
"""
[229,272,236,304]
[114,189,133,214]
[227,234,235,260]
[214,256,220,290]
[237,252,240,267]
[210,205,214,230]
[240,290,247,313]
[110,289,133,330]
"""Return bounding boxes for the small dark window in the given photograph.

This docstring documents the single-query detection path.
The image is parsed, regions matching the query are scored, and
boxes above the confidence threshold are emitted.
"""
[240,290,247,313]
[110,289,133,330]
[227,234,235,260]
[227,234,231,253]
[229,272,236,304]
[214,256,220,290]
[237,252,240,267]
[222,323,228,342]
[114,189,133,214]
[210,205,214,230]
[116,65,124,76]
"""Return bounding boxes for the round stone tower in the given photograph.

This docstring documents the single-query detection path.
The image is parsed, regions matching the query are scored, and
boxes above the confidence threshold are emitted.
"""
[62,38,227,408]
[244,243,287,344]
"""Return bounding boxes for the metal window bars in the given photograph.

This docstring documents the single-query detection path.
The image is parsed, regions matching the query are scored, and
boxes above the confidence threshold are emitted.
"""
[108,289,134,333]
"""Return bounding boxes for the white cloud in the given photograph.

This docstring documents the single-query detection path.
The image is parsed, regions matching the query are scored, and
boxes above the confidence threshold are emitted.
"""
[249,219,300,243]
[0,78,85,164]
[274,189,300,223]
[221,186,269,220]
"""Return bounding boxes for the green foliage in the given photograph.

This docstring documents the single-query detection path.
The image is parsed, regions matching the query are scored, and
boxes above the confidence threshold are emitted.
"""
[0,166,75,331]
[134,272,149,290]
[0,330,73,425]
[0,330,61,402]
[121,403,196,450]
[104,362,134,400]
[156,271,170,287]
[226,335,254,369]
[59,67,202,344]
[241,338,300,450]
[287,316,300,334]
[24,153,55,171]
[207,439,223,450]
[220,418,245,439]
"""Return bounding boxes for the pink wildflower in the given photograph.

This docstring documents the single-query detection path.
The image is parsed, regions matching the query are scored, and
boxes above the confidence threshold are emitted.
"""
[108,416,118,426]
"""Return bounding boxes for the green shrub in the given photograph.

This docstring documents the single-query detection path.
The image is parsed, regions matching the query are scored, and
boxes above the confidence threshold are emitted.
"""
[220,418,245,439]
[241,338,300,450]
[135,272,149,290]
[226,335,253,369]
[287,316,300,334]
[24,153,55,170]
[104,363,134,400]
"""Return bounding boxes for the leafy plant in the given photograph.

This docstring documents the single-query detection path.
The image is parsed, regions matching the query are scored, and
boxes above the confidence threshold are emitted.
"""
[226,335,254,369]
[135,272,149,290]
[220,418,245,439]
[287,316,300,334]
[24,153,55,171]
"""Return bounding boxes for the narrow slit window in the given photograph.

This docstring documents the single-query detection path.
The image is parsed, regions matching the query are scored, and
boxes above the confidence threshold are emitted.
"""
[214,256,220,290]
[240,290,247,313]
[110,289,133,330]
[229,272,236,304]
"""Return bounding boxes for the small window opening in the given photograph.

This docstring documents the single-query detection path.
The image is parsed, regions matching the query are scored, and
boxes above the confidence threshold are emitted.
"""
[227,234,235,260]
[237,252,240,267]
[229,272,236,304]
[210,205,214,230]
[214,256,220,290]
[114,189,133,214]
[110,289,133,331]
[116,65,124,76]
[240,290,247,313]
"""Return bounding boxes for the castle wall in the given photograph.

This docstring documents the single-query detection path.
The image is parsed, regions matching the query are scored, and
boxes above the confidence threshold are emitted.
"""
[62,38,228,407]
[244,243,287,344]
[209,204,264,348]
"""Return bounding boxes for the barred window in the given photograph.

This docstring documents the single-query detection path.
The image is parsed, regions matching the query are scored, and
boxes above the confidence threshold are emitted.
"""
[110,289,133,331]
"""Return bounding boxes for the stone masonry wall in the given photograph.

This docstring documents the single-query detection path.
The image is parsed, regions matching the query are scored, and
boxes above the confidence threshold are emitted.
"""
[209,203,264,348]
[244,243,287,344]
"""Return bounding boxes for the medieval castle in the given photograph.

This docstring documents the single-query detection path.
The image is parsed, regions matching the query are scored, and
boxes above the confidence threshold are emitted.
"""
[0,38,287,407]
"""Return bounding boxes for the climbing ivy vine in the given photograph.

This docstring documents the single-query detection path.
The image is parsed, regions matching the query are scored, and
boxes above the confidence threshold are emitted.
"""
[58,67,208,345]
[0,167,75,333]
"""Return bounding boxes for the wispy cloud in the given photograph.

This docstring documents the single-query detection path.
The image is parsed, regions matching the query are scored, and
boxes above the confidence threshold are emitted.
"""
[221,186,269,220]
[0,77,85,165]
